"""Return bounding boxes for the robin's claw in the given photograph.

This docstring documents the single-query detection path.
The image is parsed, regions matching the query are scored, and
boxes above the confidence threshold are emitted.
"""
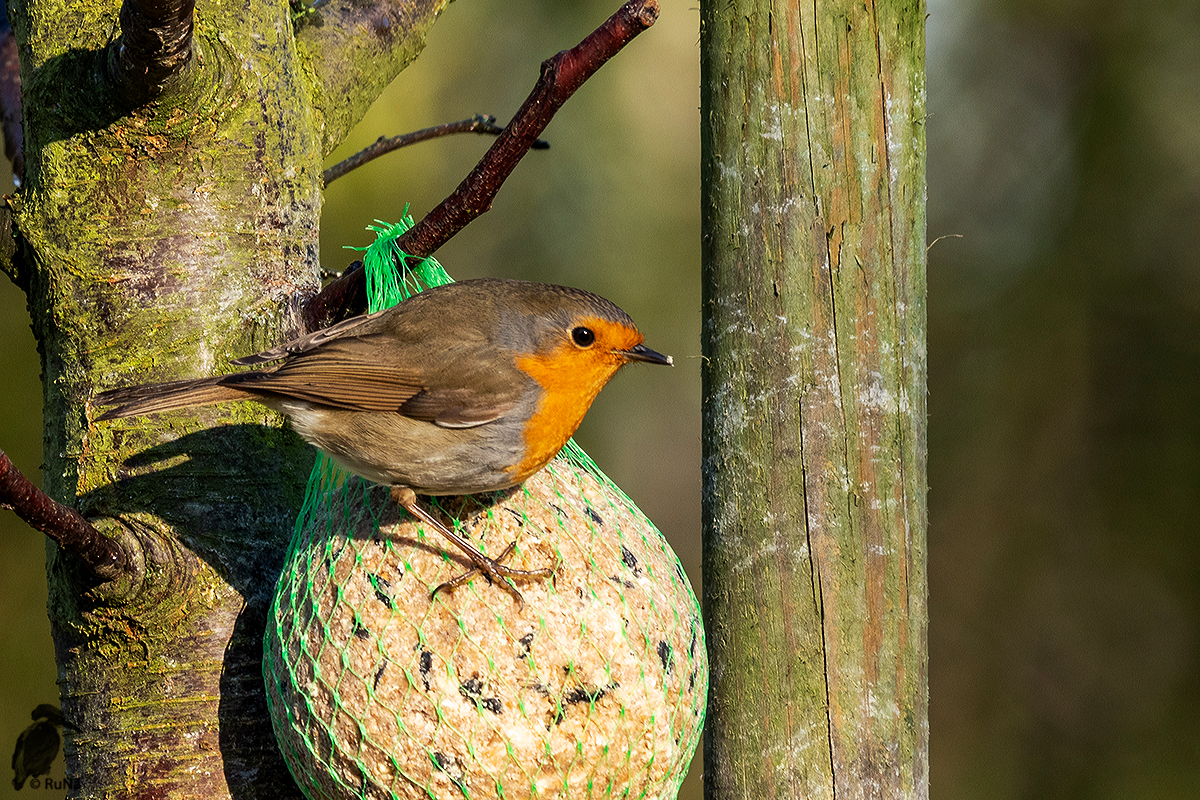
[393,487,558,607]
[431,540,559,609]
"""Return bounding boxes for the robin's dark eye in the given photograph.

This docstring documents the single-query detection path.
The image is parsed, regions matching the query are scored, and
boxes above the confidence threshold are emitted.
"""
[571,326,596,348]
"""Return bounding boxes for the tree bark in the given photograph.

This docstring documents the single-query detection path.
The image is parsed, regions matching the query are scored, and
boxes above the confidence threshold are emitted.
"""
[4,0,445,796]
[700,1,928,798]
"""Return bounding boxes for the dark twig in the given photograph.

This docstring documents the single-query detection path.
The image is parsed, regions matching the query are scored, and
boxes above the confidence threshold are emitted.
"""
[109,0,197,106]
[402,0,659,256]
[323,114,549,186]
[303,0,660,332]
[0,450,126,581]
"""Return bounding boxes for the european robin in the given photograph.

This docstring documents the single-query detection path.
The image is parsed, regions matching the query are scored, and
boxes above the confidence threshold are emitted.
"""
[94,278,672,603]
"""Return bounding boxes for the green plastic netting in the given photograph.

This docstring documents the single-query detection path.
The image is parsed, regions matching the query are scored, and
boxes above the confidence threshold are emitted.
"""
[263,217,707,800]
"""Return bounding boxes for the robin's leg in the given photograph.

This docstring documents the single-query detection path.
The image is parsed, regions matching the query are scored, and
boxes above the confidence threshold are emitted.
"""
[390,487,558,607]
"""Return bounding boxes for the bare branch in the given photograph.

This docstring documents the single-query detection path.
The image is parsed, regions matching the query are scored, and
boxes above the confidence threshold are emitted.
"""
[323,114,548,186]
[0,449,127,581]
[109,0,197,105]
[303,0,660,331]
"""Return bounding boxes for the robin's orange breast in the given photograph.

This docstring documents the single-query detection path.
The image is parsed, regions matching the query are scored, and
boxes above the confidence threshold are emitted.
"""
[508,317,646,483]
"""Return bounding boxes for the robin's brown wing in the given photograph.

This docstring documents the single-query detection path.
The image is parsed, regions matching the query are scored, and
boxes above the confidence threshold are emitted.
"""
[225,283,533,424]
[396,385,521,428]
[393,346,533,427]
[222,332,527,425]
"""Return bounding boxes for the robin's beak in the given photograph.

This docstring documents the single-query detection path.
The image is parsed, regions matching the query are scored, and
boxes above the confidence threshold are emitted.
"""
[619,343,673,366]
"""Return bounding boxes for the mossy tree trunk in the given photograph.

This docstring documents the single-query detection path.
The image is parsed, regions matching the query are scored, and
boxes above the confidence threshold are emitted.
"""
[700,1,928,798]
[2,0,447,796]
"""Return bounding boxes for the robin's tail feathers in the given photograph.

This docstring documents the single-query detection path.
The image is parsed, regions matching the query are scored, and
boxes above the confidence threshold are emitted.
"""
[93,377,255,421]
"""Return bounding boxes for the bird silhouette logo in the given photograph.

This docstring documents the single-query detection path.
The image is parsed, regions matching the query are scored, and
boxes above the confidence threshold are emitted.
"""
[10,704,64,790]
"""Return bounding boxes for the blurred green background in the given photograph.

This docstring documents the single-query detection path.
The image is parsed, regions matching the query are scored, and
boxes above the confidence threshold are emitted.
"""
[3,0,1199,798]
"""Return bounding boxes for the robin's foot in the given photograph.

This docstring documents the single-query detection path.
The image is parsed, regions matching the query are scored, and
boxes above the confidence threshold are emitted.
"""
[391,486,558,608]
[430,540,559,608]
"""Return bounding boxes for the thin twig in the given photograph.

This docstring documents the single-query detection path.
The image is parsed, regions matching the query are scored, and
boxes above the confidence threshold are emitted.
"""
[926,233,964,253]
[303,0,660,332]
[323,114,549,185]
[0,450,126,581]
